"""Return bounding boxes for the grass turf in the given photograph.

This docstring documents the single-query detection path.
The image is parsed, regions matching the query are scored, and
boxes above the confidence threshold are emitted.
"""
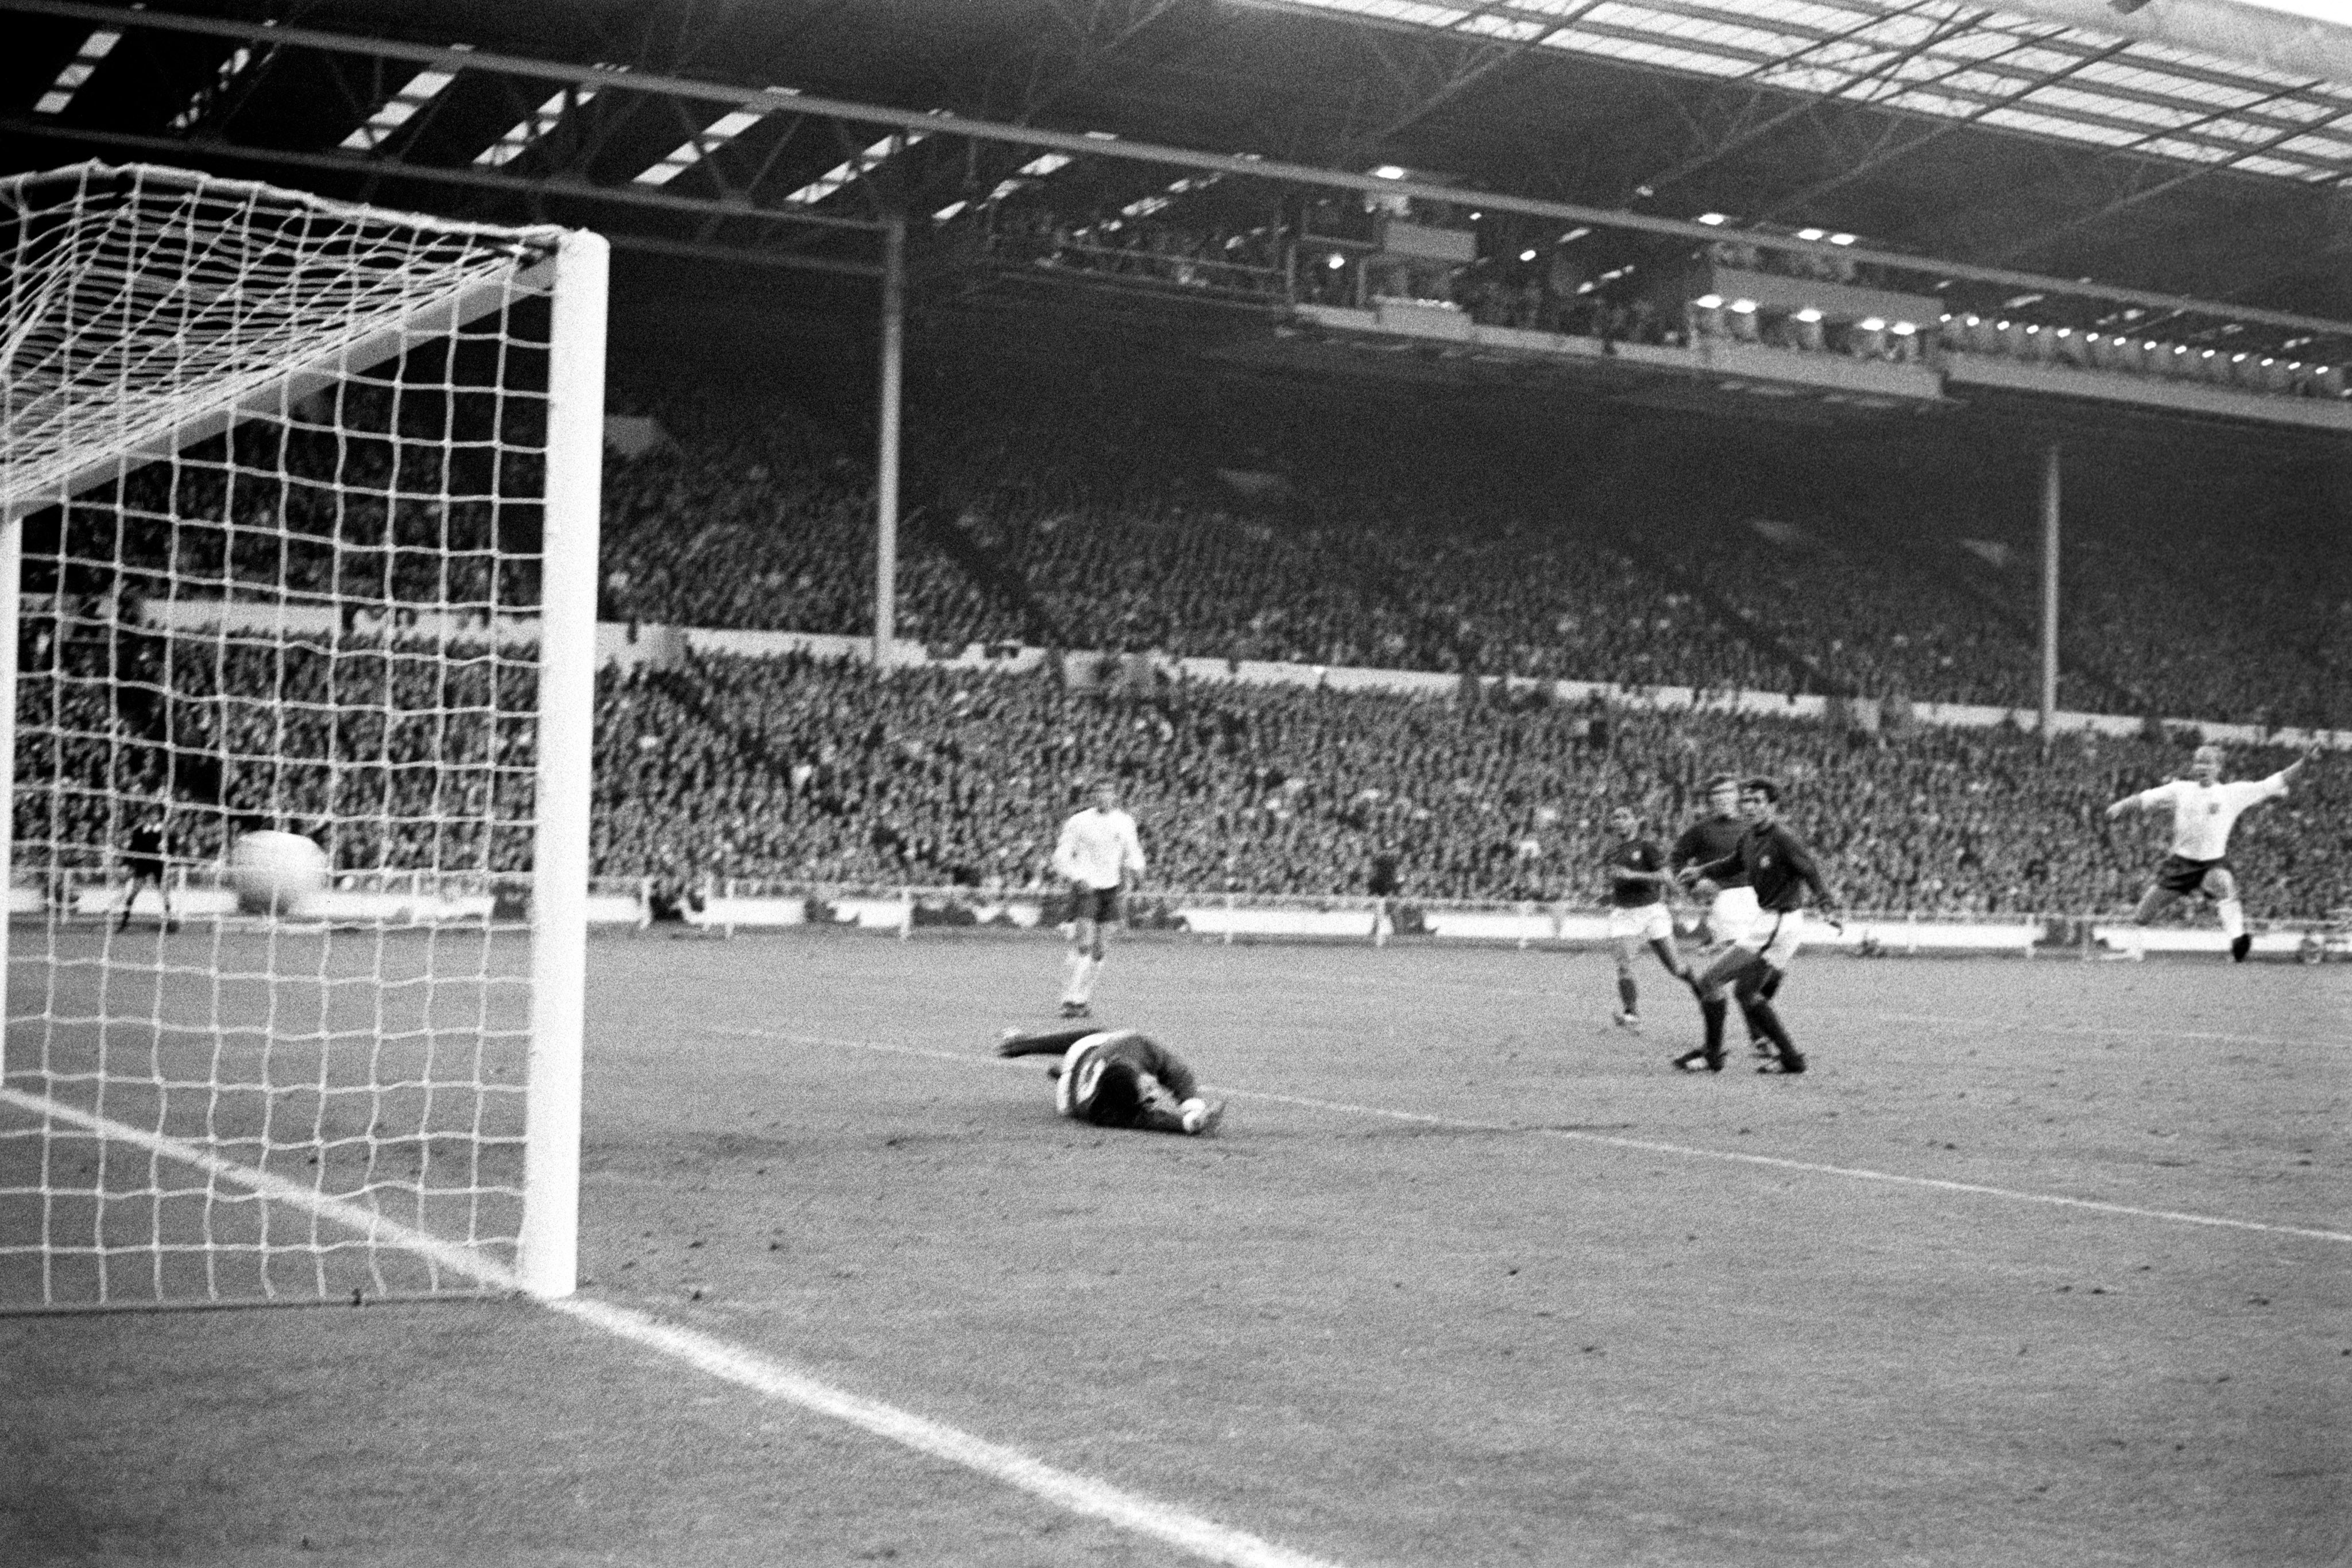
[5,926,2347,1566]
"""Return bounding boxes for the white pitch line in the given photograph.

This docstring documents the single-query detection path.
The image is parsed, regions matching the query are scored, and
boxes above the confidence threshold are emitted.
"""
[1241,1086,2352,1244]
[707,1028,2352,1245]
[0,1083,1346,1568]
[1330,970,2342,1050]
[0,1085,510,1286]
[548,1294,1344,1568]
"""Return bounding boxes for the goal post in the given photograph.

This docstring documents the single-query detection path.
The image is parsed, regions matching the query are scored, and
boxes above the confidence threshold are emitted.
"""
[517,227,606,1301]
[0,162,605,1310]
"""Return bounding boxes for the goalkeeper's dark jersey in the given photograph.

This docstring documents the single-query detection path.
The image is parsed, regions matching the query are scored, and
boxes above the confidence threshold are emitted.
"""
[1085,1032,1199,1103]
[1669,815,1750,888]
[1003,1024,1201,1104]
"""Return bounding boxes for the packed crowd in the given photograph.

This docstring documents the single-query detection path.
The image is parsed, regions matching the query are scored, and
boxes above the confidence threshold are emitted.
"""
[15,617,539,876]
[20,614,2340,919]
[589,652,2347,920]
[33,376,547,618]
[593,371,2351,732]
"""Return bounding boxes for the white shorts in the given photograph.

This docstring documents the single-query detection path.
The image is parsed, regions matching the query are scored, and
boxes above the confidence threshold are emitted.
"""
[1607,904,1674,944]
[1734,908,1806,968]
[1706,885,1761,947]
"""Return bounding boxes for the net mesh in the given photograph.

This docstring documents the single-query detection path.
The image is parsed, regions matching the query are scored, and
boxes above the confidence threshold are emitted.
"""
[0,164,577,1308]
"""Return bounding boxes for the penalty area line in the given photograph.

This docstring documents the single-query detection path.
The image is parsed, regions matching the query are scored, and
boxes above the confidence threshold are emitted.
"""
[0,1083,1345,1568]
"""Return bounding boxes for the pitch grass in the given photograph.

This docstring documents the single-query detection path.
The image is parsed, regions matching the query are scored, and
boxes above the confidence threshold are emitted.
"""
[5,928,2347,1566]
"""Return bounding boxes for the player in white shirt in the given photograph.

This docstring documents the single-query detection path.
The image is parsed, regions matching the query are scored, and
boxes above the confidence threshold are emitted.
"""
[2103,742,2318,962]
[1050,780,1147,1017]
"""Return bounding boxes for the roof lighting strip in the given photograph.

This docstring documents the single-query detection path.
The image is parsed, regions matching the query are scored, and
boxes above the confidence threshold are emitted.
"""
[168,43,258,131]
[476,86,599,167]
[634,86,800,186]
[338,49,470,153]
[783,129,930,206]
[34,28,121,116]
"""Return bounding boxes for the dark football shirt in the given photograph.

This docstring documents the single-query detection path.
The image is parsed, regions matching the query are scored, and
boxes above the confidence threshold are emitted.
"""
[1604,838,1666,907]
[126,825,165,870]
[1706,822,1832,913]
[1669,816,1751,888]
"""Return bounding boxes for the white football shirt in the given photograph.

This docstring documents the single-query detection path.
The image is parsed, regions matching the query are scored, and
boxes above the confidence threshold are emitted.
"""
[1052,807,1146,890]
[2132,773,2289,861]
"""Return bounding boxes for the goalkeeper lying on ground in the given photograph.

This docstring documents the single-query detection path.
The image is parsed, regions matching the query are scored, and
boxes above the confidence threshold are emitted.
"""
[996,1025,1227,1136]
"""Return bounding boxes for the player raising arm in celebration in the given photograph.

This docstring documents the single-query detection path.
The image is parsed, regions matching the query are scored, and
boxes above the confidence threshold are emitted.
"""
[996,1024,1225,1135]
[1051,779,1147,1018]
[1678,777,1843,1076]
[2105,742,2319,962]
[1601,805,1692,1032]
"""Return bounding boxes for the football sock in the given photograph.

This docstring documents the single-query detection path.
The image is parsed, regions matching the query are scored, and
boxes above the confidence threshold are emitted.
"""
[1073,955,1102,1004]
[2216,899,2245,939]
[1700,997,1727,1058]
[1617,974,1638,1013]
[1740,997,1797,1059]
[1061,950,1088,1004]
[1758,969,1783,1002]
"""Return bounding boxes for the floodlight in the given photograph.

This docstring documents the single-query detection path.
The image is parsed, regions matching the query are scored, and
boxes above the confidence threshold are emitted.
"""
[1794,307,1823,323]
[1828,233,1856,245]
[1730,299,1758,313]
[1694,293,1723,308]
[1698,212,1728,226]
[1796,227,1825,241]
[1858,317,1885,331]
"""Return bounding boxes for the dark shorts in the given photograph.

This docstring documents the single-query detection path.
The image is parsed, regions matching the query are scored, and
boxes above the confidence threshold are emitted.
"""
[1064,885,1124,926]
[125,859,164,882]
[2155,854,2229,897]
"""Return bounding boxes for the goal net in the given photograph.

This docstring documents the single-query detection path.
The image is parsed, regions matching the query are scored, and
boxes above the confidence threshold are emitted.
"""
[0,162,605,1310]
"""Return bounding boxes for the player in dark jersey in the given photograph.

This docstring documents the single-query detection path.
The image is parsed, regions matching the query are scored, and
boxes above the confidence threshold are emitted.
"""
[1667,774,1770,1062]
[116,810,175,933]
[995,1023,1226,1135]
[1600,805,1691,1032]
[1679,777,1844,1075]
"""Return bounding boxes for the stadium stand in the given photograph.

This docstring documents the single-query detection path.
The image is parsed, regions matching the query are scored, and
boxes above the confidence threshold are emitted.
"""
[593,373,2352,731]
[589,652,2346,920]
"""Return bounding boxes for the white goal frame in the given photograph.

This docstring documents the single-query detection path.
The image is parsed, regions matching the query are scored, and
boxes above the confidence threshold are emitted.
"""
[0,162,605,1304]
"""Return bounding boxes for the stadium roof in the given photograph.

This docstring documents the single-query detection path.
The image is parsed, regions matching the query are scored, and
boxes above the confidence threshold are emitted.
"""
[1,0,2346,326]
[1257,0,2352,184]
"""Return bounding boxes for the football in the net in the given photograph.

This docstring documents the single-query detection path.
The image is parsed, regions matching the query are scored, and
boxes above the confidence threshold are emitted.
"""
[228,830,329,916]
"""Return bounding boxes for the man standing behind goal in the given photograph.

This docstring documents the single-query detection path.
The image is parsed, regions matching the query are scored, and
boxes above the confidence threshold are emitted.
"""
[2104,742,2318,962]
[1051,780,1146,1018]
